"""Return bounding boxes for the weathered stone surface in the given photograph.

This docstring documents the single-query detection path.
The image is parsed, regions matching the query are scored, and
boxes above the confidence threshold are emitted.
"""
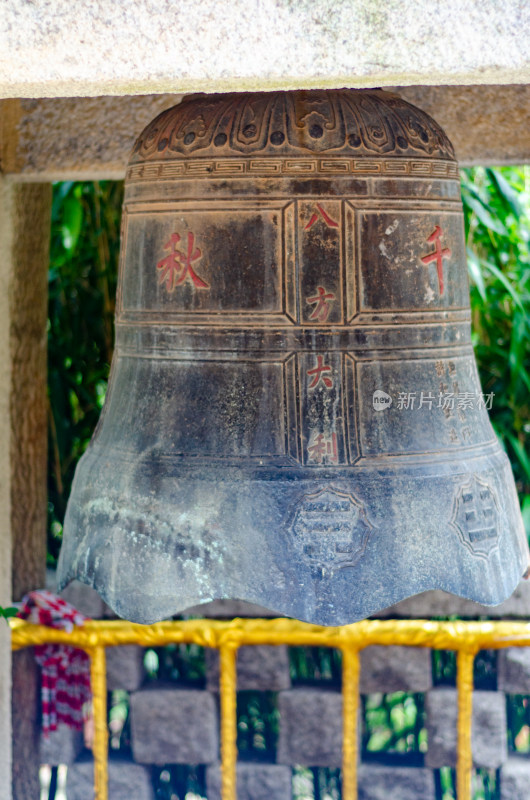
[358,764,435,800]
[379,580,530,619]
[396,84,530,166]
[500,757,530,800]
[0,0,530,97]
[206,646,290,692]
[40,725,84,766]
[425,689,507,768]
[0,95,182,181]
[277,689,342,767]
[67,757,154,800]
[0,179,14,800]
[360,646,432,693]
[130,686,218,765]
[498,648,530,693]
[206,763,292,800]
[106,646,145,692]
[0,625,9,800]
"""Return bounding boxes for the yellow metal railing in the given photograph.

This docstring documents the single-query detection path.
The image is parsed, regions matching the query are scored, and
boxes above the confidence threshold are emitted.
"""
[10,617,530,800]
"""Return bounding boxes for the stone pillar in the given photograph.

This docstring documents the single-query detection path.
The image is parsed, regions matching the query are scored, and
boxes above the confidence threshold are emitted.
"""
[0,178,51,800]
[0,176,13,799]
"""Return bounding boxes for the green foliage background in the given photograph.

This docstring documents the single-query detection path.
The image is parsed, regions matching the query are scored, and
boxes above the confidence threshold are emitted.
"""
[47,181,122,561]
[461,167,530,535]
[46,169,530,562]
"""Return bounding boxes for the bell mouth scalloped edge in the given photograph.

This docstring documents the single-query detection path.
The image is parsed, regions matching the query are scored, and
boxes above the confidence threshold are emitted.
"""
[57,487,529,626]
[57,563,529,627]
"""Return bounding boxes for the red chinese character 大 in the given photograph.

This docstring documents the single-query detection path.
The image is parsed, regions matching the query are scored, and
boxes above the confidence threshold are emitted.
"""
[420,225,451,296]
[307,355,333,389]
[306,286,335,323]
[157,232,209,292]
[307,432,338,465]
[304,204,339,231]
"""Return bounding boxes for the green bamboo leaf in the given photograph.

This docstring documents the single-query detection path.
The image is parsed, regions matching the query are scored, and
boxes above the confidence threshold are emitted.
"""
[509,313,529,395]
[486,168,523,219]
[466,248,487,301]
[61,195,84,253]
[522,496,530,540]
[51,180,74,221]
[480,259,525,309]
[463,193,508,236]
[506,433,530,484]
[0,606,18,619]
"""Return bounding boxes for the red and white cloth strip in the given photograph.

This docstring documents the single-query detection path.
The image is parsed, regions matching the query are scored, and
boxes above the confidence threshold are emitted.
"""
[16,589,92,737]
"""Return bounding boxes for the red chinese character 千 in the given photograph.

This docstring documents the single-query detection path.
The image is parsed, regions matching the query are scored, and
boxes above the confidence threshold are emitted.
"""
[307,355,333,389]
[307,432,338,465]
[157,232,209,291]
[306,286,335,323]
[304,204,339,231]
[420,225,451,295]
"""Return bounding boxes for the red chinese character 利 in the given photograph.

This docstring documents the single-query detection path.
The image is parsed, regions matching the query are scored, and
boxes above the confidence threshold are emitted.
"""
[420,225,451,296]
[307,356,333,389]
[307,432,339,465]
[157,232,209,291]
[304,204,339,231]
[306,286,335,323]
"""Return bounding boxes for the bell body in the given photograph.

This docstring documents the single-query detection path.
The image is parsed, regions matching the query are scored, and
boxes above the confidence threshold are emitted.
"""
[58,90,529,624]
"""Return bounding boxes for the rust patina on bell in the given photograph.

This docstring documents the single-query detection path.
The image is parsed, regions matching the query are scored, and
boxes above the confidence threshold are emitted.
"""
[57,90,530,624]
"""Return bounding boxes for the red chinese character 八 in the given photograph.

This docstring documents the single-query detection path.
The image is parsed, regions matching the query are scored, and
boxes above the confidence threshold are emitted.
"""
[157,232,209,291]
[420,225,451,296]
[304,204,339,231]
[307,355,333,389]
[307,432,338,465]
[306,286,335,323]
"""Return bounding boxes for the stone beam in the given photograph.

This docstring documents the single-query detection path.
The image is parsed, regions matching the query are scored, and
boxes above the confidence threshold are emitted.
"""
[0,94,184,181]
[1,85,529,183]
[0,0,529,98]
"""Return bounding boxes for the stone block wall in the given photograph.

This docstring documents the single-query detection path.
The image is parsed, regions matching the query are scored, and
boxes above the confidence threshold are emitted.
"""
[42,578,530,799]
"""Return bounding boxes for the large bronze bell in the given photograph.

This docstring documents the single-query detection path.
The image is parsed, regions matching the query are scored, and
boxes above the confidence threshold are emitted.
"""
[57,89,529,624]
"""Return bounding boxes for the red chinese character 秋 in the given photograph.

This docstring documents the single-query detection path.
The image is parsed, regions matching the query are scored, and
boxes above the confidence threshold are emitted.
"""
[307,355,333,389]
[157,232,209,291]
[307,432,338,465]
[420,225,451,296]
[304,204,339,231]
[306,286,335,323]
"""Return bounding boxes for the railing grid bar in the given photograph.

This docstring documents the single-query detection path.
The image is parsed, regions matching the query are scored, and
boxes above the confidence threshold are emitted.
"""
[89,645,108,800]
[456,650,475,800]
[341,646,360,800]
[219,644,238,800]
[11,617,530,800]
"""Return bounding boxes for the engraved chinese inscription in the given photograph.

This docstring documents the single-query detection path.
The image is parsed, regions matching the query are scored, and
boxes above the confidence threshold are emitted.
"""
[307,432,338,465]
[420,225,451,296]
[306,286,335,323]
[157,232,209,291]
[304,204,339,231]
[307,356,333,389]
[451,476,500,558]
[290,487,372,575]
